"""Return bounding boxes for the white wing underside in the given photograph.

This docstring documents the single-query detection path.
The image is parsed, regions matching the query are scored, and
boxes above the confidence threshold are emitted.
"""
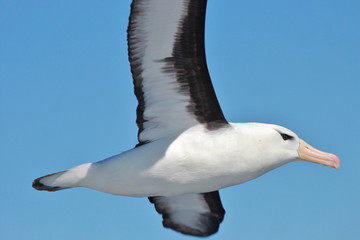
[129,0,197,142]
[149,191,225,237]
[128,0,228,236]
[128,0,227,145]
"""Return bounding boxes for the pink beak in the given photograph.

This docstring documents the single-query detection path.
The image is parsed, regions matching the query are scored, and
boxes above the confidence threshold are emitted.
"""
[298,139,340,169]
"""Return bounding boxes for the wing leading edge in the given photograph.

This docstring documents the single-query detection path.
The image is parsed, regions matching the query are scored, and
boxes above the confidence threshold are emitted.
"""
[149,191,225,237]
[128,0,228,146]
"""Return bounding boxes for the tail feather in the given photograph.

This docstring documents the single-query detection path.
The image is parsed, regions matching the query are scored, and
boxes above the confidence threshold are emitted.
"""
[32,163,92,192]
[32,171,70,191]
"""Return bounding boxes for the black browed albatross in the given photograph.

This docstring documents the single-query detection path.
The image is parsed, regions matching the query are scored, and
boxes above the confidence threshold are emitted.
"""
[33,0,340,237]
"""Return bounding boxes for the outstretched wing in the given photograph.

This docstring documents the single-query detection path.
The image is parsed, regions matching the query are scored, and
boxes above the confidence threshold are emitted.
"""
[149,191,225,237]
[127,0,228,146]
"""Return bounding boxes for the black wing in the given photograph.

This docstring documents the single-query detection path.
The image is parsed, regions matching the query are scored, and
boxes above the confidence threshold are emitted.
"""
[149,191,225,237]
[127,0,228,146]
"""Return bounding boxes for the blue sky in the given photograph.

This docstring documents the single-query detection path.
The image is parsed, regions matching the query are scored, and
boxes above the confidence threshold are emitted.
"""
[1,0,359,239]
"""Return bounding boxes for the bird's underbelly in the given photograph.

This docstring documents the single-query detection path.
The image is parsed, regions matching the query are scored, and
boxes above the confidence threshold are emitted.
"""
[85,164,260,197]
[77,127,284,197]
[80,143,269,197]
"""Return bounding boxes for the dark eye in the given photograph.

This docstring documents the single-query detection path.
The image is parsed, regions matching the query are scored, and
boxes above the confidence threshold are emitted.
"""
[280,133,294,141]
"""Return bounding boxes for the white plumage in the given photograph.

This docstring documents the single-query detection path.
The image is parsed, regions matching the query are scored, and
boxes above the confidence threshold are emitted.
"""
[38,123,299,197]
[33,0,340,237]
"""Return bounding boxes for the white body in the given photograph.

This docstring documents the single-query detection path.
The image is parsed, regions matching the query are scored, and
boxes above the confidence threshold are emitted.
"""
[41,123,299,197]
[33,1,340,236]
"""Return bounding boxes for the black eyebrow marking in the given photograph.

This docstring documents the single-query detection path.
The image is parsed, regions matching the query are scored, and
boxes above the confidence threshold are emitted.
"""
[275,130,294,141]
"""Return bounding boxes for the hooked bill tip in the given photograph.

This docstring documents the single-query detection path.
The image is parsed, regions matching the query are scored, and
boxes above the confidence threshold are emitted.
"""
[328,153,340,169]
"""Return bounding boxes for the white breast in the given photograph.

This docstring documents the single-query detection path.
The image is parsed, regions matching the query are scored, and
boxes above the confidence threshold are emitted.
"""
[76,123,291,197]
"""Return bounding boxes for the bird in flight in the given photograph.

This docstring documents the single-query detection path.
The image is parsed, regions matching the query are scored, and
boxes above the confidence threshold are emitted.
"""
[33,0,340,237]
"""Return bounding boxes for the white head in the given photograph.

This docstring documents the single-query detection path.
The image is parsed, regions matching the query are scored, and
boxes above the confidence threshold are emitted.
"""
[230,122,340,171]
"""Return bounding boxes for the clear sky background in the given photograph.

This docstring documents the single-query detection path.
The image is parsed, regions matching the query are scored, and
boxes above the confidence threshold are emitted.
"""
[1,0,359,239]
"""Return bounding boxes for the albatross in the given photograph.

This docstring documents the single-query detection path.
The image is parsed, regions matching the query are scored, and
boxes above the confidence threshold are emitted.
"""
[33,0,340,237]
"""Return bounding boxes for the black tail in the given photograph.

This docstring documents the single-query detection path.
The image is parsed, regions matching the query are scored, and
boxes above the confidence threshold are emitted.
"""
[32,171,70,192]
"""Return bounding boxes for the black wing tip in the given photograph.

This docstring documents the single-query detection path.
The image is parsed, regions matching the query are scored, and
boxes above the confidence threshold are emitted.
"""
[148,192,225,237]
[203,191,226,221]
[163,221,218,237]
[163,216,221,237]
